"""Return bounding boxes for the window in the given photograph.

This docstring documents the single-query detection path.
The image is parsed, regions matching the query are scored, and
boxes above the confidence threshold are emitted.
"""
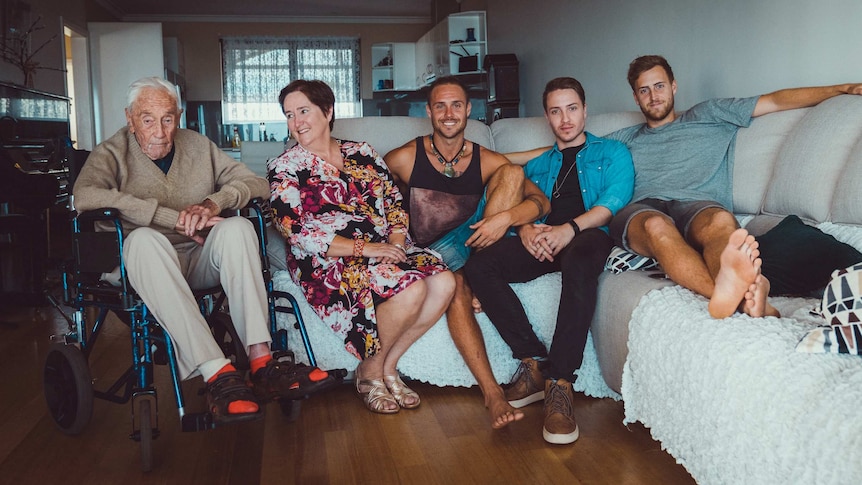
[221,36,361,124]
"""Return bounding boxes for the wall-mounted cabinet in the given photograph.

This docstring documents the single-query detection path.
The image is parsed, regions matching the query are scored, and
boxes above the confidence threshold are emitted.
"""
[446,11,487,76]
[372,43,416,92]
[415,11,487,87]
[371,11,496,123]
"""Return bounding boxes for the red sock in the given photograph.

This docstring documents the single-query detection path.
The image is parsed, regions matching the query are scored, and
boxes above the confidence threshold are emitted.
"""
[250,354,272,375]
[207,363,258,414]
[309,368,329,381]
[207,363,238,383]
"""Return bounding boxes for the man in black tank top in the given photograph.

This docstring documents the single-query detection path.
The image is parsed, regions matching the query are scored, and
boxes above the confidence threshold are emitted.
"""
[385,76,550,429]
[464,77,635,445]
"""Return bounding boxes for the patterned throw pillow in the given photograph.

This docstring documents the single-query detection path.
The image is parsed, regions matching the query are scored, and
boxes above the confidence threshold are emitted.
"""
[796,262,862,355]
[604,246,660,274]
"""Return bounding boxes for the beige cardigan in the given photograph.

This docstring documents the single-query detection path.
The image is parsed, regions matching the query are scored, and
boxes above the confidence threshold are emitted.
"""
[74,127,269,245]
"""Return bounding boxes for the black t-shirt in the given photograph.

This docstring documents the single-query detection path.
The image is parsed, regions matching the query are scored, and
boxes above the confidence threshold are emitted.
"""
[544,144,587,226]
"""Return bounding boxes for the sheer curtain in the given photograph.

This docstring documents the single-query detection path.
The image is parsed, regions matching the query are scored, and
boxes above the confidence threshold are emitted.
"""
[221,36,361,124]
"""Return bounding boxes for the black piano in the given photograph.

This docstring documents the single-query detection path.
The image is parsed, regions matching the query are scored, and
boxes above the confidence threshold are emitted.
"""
[1,81,71,307]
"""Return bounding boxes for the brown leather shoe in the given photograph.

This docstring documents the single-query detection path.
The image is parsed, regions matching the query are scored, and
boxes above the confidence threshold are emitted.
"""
[504,358,546,408]
[542,378,579,445]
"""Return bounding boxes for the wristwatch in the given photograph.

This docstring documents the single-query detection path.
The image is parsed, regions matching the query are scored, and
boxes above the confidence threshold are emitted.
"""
[567,220,581,236]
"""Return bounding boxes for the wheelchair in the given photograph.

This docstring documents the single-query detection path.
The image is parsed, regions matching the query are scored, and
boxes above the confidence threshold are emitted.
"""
[42,198,341,472]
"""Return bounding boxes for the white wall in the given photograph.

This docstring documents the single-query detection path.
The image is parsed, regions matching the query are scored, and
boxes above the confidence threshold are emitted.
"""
[88,22,165,143]
[487,0,862,116]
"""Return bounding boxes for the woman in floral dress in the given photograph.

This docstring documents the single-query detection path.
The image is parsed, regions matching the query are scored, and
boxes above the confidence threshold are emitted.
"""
[269,80,454,414]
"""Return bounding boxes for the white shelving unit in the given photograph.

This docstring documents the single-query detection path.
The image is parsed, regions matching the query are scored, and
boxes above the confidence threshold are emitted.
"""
[371,42,416,92]
[446,11,487,76]
[414,10,487,87]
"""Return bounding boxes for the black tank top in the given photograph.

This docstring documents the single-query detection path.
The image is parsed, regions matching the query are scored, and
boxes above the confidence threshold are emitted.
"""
[406,136,484,247]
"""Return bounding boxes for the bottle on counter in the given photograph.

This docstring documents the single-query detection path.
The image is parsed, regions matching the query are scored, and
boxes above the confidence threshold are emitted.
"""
[232,127,241,148]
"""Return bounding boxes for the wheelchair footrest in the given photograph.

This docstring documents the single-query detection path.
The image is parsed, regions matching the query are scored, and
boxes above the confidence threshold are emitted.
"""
[181,412,216,432]
[286,366,348,401]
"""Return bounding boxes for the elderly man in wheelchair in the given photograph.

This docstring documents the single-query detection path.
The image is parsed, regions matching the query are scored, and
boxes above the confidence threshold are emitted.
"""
[70,76,338,426]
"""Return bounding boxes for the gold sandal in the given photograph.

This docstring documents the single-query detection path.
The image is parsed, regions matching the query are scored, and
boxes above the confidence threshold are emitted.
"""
[355,377,399,414]
[384,374,420,409]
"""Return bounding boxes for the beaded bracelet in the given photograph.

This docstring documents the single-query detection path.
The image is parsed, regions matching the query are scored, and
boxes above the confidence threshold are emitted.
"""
[353,237,366,258]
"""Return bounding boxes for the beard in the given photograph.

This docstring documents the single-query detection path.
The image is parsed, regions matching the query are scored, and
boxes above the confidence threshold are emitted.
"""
[640,97,675,123]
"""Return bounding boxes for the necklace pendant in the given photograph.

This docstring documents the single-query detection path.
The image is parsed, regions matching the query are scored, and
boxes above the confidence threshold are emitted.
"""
[443,163,456,178]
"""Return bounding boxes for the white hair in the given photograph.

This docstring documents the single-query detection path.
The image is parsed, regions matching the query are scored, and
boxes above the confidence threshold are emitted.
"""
[126,77,181,111]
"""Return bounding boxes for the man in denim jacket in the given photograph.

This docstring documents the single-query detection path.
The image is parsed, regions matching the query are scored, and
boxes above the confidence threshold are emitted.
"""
[464,77,633,445]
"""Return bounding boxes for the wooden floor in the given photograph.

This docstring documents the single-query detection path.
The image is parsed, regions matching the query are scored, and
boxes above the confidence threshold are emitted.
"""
[0,303,695,485]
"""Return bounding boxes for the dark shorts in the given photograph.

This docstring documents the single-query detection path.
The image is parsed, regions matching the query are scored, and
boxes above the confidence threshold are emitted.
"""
[609,198,727,252]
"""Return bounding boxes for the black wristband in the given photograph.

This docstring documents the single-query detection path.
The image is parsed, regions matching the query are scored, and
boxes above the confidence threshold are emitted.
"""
[567,220,581,236]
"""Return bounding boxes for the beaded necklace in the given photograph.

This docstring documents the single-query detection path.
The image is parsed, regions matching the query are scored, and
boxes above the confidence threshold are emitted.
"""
[429,135,466,178]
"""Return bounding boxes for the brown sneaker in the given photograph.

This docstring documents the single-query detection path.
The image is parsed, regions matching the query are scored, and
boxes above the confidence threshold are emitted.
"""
[504,358,546,408]
[542,378,579,445]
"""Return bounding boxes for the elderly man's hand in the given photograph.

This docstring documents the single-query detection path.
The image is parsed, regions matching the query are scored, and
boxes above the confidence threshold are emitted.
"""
[176,199,223,244]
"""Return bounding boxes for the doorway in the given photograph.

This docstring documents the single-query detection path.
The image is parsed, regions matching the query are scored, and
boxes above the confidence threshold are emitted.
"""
[63,23,94,151]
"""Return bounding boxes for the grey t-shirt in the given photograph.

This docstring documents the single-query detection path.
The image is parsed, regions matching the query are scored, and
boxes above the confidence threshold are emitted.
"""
[607,96,758,211]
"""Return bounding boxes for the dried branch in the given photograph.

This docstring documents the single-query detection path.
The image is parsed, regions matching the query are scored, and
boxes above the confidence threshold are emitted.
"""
[1,15,63,85]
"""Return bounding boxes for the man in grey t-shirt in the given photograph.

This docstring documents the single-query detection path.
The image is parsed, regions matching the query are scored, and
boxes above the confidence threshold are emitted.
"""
[607,55,862,319]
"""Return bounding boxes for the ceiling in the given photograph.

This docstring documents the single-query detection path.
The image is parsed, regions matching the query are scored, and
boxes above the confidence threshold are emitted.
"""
[95,0,436,23]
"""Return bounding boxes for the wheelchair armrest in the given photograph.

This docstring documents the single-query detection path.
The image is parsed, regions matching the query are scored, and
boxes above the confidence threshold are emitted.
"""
[219,198,266,217]
[72,208,125,274]
[76,208,122,224]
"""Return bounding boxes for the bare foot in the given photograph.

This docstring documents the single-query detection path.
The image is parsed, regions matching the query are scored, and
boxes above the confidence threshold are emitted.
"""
[708,228,761,319]
[486,388,524,429]
[472,296,483,314]
[743,275,781,318]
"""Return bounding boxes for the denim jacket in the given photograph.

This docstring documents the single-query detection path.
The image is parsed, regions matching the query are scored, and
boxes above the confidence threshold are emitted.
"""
[524,131,634,232]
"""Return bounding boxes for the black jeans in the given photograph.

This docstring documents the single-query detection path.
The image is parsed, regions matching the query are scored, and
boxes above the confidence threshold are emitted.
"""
[463,228,613,382]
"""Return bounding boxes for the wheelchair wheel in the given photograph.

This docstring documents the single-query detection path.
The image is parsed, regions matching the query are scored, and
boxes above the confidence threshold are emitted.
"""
[43,344,94,435]
[209,312,249,371]
[139,399,153,472]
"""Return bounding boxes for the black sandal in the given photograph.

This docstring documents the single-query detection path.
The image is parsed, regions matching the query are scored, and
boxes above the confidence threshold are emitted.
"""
[205,370,263,425]
[251,353,345,402]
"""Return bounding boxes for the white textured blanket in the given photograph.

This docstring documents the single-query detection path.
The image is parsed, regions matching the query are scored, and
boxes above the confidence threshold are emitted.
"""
[272,270,618,400]
[622,285,862,485]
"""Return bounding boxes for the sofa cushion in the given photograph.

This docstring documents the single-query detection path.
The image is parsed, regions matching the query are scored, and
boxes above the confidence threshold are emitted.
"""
[796,323,862,355]
[761,95,862,223]
[797,262,862,355]
[757,215,862,296]
[584,111,645,137]
[830,102,862,225]
[489,117,554,154]
[488,112,643,155]
[591,270,675,393]
[732,109,806,215]
[604,246,659,274]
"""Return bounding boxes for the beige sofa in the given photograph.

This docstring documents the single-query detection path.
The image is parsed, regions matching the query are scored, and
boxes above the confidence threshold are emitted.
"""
[266,96,862,484]
[278,95,856,387]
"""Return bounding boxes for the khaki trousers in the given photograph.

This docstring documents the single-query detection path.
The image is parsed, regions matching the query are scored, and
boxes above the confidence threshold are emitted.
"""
[123,217,271,379]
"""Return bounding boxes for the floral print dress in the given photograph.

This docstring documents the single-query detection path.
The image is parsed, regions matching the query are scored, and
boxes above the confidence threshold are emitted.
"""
[269,139,448,360]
